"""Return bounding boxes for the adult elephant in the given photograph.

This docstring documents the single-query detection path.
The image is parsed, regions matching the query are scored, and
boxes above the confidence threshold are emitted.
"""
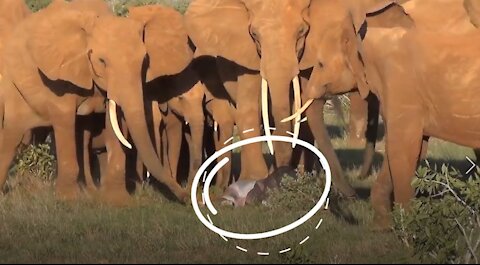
[291,0,480,229]
[76,4,204,198]
[146,68,206,190]
[349,0,480,179]
[185,0,358,204]
[0,0,191,203]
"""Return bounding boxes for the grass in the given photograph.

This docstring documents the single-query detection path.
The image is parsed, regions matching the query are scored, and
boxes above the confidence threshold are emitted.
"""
[0,181,415,263]
[0,101,474,263]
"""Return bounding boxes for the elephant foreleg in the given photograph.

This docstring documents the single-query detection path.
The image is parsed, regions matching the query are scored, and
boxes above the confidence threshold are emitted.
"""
[358,94,380,179]
[235,73,269,182]
[165,111,183,182]
[51,108,81,201]
[186,120,204,190]
[101,109,130,206]
[82,129,98,193]
[0,127,25,190]
[207,100,235,192]
[223,73,269,206]
[347,91,368,148]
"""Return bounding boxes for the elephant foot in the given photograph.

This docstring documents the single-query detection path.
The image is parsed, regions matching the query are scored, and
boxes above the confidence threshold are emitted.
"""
[82,183,99,197]
[179,190,191,205]
[99,187,133,207]
[55,182,81,201]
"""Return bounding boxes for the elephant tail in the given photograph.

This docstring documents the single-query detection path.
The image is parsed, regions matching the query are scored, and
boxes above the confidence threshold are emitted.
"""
[358,94,380,180]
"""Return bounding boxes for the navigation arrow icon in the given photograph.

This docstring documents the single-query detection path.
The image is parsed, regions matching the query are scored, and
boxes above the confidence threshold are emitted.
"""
[466,156,477,174]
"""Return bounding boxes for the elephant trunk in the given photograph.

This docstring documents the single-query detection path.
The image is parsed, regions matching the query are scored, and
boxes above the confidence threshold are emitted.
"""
[261,66,299,168]
[260,39,302,159]
[111,86,185,202]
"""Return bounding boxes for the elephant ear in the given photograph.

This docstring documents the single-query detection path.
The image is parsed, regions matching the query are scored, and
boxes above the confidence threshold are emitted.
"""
[27,3,95,89]
[342,23,370,99]
[465,0,480,27]
[300,0,407,69]
[366,2,414,28]
[184,0,259,70]
[347,0,402,31]
[129,5,193,82]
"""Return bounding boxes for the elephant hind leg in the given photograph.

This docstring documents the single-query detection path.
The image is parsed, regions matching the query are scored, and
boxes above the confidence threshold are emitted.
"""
[0,127,25,191]
[371,158,393,231]
[386,118,423,208]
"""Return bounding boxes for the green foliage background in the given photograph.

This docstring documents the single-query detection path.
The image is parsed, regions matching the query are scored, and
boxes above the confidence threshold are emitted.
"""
[394,164,480,264]
[24,0,191,14]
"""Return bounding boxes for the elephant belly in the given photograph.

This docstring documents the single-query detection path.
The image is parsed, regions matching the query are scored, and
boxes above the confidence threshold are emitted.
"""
[424,111,480,148]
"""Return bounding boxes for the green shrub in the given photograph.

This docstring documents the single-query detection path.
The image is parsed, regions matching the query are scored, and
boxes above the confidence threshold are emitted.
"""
[25,0,191,14]
[11,144,56,183]
[393,163,480,264]
[265,171,333,211]
[25,0,53,12]
[109,0,191,16]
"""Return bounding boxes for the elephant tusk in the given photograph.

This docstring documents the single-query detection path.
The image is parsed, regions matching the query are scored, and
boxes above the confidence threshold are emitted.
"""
[214,121,218,132]
[281,99,314,123]
[262,78,274,155]
[108,100,132,149]
[292,76,301,148]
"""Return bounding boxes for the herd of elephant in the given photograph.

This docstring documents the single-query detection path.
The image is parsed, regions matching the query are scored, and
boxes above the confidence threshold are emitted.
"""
[0,0,479,230]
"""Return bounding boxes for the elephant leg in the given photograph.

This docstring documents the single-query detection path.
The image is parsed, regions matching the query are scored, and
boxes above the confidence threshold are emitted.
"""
[291,120,315,174]
[371,158,393,231]
[347,92,368,148]
[152,101,162,156]
[358,94,380,180]
[223,73,269,206]
[385,118,423,209]
[419,136,430,161]
[101,111,130,206]
[208,100,235,192]
[52,116,81,201]
[185,121,204,190]
[305,99,356,198]
[82,122,97,194]
[135,155,145,184]
[0,127,25,190]
[97,151,108,182]
[165,112,183,182]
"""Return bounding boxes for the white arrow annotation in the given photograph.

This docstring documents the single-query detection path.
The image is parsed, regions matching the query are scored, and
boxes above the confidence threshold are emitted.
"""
[466,156,477,175]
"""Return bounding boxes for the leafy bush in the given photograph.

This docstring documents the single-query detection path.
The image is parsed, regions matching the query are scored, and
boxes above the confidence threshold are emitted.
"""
[24,0,191,14]
[393,163,480,264]
[265,171,333,211]
[11,144,56,182]
[25,0,53,12]
[109,0,191,16]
